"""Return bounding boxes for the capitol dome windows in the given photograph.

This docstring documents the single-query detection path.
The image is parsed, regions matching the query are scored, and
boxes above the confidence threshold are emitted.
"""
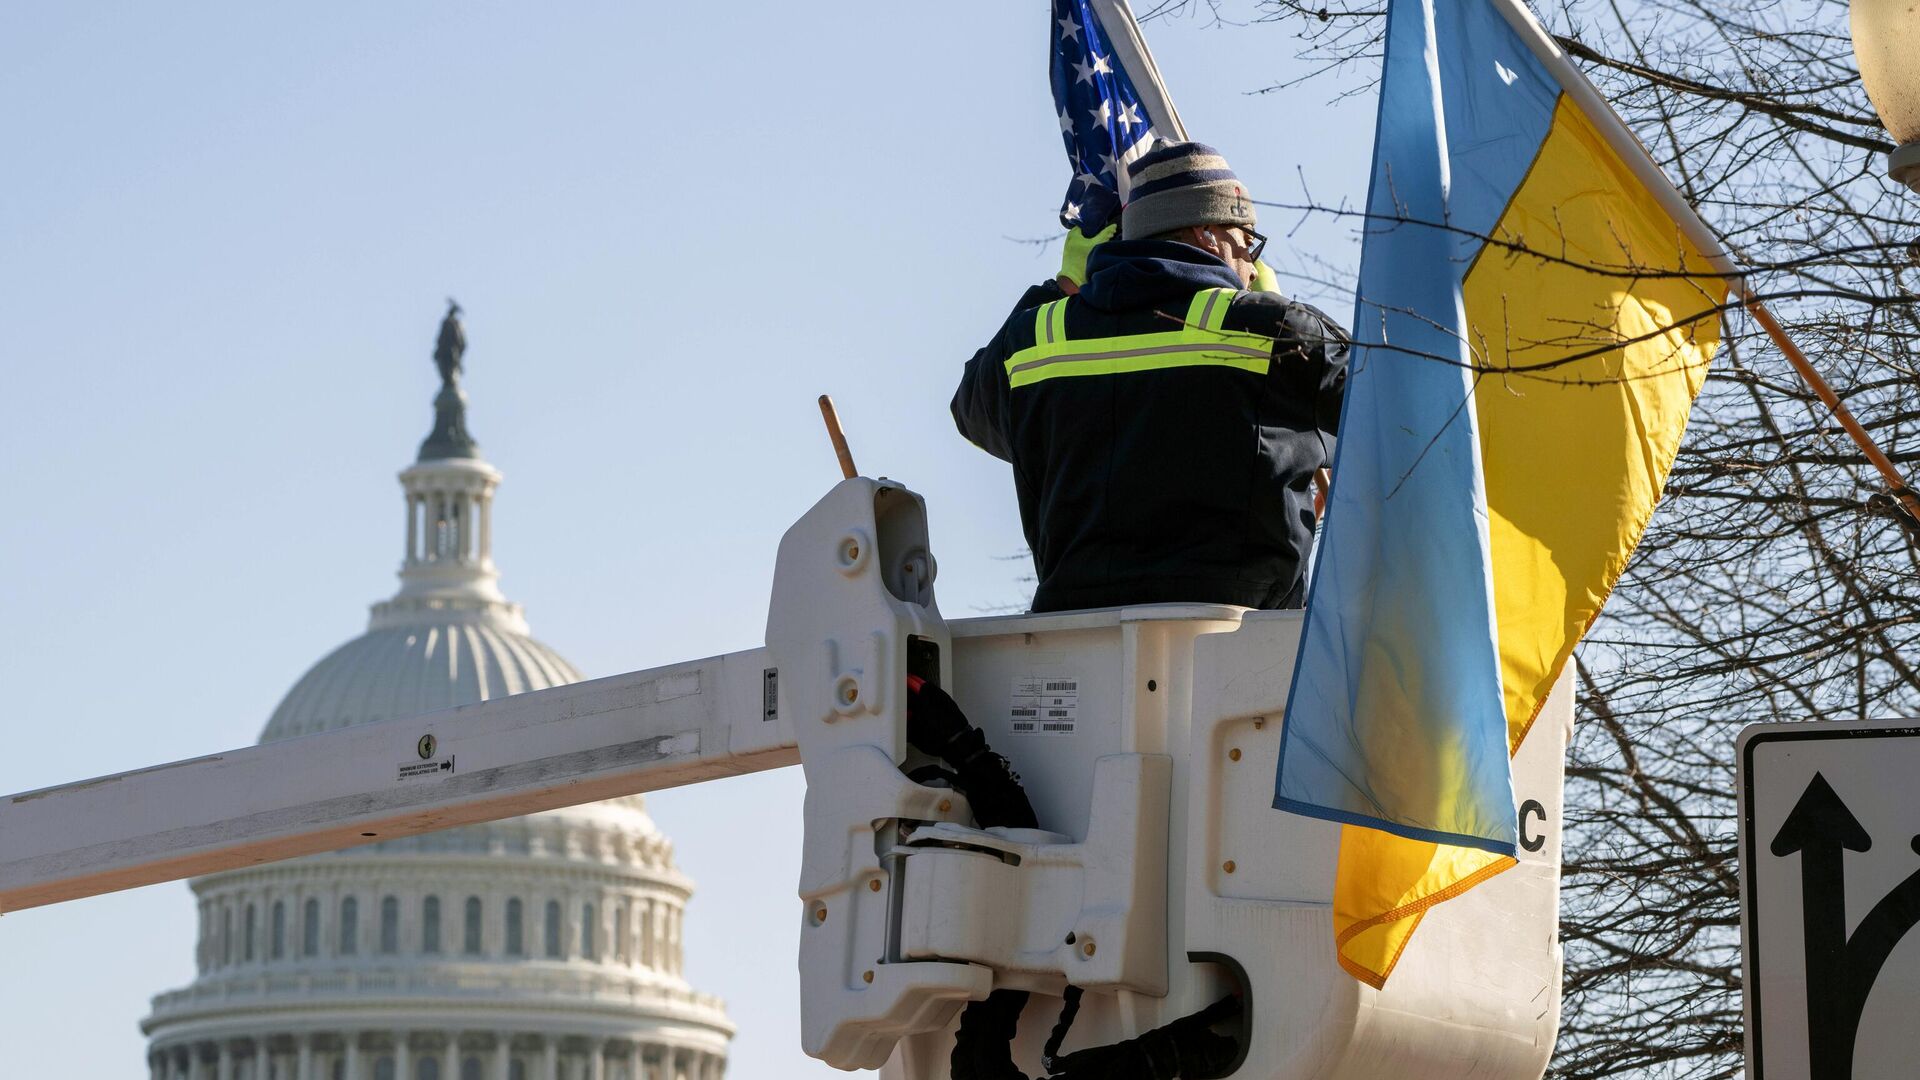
[505,898,524,955]
[543,901,562,959]
[423,896,442,954]
[340,897,359,955]
[303,898,320,957]
[581,903,597,961]
[271,900,286,959]
[463,897,482,955]
[380,896,400,954]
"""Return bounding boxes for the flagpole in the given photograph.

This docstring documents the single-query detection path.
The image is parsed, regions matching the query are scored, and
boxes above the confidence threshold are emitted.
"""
[1488,0,1920,537]
[1088,0,1189,141]
[1743,299,1920,530]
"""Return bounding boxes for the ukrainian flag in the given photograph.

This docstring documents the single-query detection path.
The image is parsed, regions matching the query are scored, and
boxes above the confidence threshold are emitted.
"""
[1273,0,1731,986]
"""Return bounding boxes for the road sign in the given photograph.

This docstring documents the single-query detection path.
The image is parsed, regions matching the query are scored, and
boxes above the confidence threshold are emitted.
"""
[1739,719,1920,1079]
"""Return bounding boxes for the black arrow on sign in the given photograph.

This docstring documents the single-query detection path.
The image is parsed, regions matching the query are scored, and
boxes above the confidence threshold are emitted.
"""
[1771,772,1871,1079]
[1769,771,1920,1080]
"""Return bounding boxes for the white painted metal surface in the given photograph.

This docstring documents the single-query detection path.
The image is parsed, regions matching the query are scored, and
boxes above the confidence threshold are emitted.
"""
[869,605,1570,1080]
[0,650,796,914]
[769,479,1177,1068]
[764,477,1567,1078]
[1738,719,1920,1080]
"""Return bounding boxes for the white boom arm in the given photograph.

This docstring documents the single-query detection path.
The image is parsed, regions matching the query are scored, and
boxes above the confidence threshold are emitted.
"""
[0,650,796,914]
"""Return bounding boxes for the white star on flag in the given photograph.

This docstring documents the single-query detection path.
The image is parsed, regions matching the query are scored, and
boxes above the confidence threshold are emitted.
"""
[1049,0,1180,228]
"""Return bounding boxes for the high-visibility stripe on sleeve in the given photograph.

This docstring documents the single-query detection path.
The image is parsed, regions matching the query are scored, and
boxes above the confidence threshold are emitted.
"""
[1193,286,1233,332]
[1003,288,1273,388]
[1032,299,1069,345]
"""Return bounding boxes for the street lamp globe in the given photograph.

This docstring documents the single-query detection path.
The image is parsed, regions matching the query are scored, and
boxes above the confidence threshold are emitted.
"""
[1851,0,1920,190]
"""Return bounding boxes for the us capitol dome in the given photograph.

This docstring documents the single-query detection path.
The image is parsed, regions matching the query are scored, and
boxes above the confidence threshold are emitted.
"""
[142,306,734,1080]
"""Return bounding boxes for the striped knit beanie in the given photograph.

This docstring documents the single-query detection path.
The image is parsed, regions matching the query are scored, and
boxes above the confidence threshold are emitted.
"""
[1120,141,1256,239]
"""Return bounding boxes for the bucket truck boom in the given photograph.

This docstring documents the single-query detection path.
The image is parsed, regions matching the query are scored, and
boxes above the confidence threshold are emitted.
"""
[2,477,1568,1079]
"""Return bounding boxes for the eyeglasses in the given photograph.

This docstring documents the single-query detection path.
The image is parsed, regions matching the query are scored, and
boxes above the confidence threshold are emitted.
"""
[1244,228,1268,262]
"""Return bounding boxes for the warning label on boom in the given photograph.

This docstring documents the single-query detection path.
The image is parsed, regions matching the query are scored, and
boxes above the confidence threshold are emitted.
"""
[1010,676,1078,736]
[398,756,456,781]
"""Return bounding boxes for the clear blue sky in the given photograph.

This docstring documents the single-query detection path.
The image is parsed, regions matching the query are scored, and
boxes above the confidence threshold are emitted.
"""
[0,3,1372,1076]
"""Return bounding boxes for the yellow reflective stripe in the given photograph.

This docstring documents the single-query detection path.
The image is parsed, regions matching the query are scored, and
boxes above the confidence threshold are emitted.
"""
[1008,342,1270,387]
[1032,299,1067,346]
[1188,287,1235,333]
[1002,288,1274,388]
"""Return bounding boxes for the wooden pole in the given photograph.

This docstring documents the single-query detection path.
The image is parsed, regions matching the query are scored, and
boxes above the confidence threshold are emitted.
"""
[1742,295,1920,533]
[818,395,858,480]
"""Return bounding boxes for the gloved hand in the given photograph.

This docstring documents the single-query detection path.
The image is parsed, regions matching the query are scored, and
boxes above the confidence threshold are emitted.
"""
[1251,258,1282,295]
[1059,221,1118,292]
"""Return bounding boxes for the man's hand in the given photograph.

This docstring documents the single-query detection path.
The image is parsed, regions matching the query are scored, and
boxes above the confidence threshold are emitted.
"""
[1057,222,1118,295]
[1252,258,1282,295]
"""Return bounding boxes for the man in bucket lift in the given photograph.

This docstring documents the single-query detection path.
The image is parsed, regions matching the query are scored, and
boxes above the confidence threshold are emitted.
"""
[953,141,1348,614]
[932,140,1348,1079]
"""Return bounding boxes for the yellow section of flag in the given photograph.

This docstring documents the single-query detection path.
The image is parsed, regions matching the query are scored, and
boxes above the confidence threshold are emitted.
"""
[1469,98,1725,751]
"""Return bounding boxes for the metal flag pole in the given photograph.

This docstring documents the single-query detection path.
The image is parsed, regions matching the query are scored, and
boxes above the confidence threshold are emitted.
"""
[1088,0,1189,141]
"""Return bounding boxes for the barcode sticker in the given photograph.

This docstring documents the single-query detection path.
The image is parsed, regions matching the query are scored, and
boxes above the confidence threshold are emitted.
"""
[1010,675,1078,736]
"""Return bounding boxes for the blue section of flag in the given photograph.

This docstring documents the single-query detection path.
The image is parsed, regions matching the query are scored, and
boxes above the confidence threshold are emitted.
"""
[1051,0,1159,230]
[1271,0,1529,855]
[1432,0,1560,249]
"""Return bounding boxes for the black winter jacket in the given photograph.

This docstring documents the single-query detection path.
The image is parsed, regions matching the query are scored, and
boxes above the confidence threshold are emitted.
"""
[952,240,1348,613]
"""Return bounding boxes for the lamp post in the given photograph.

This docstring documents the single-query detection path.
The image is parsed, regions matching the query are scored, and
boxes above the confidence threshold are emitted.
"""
[1851,0,1920,190]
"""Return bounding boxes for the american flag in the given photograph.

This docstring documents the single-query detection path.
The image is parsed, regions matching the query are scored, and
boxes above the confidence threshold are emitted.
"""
[1050,0,1186,230]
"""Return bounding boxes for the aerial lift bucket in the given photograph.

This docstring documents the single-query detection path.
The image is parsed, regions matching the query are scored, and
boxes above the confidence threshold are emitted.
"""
[768,476,1567,1080]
